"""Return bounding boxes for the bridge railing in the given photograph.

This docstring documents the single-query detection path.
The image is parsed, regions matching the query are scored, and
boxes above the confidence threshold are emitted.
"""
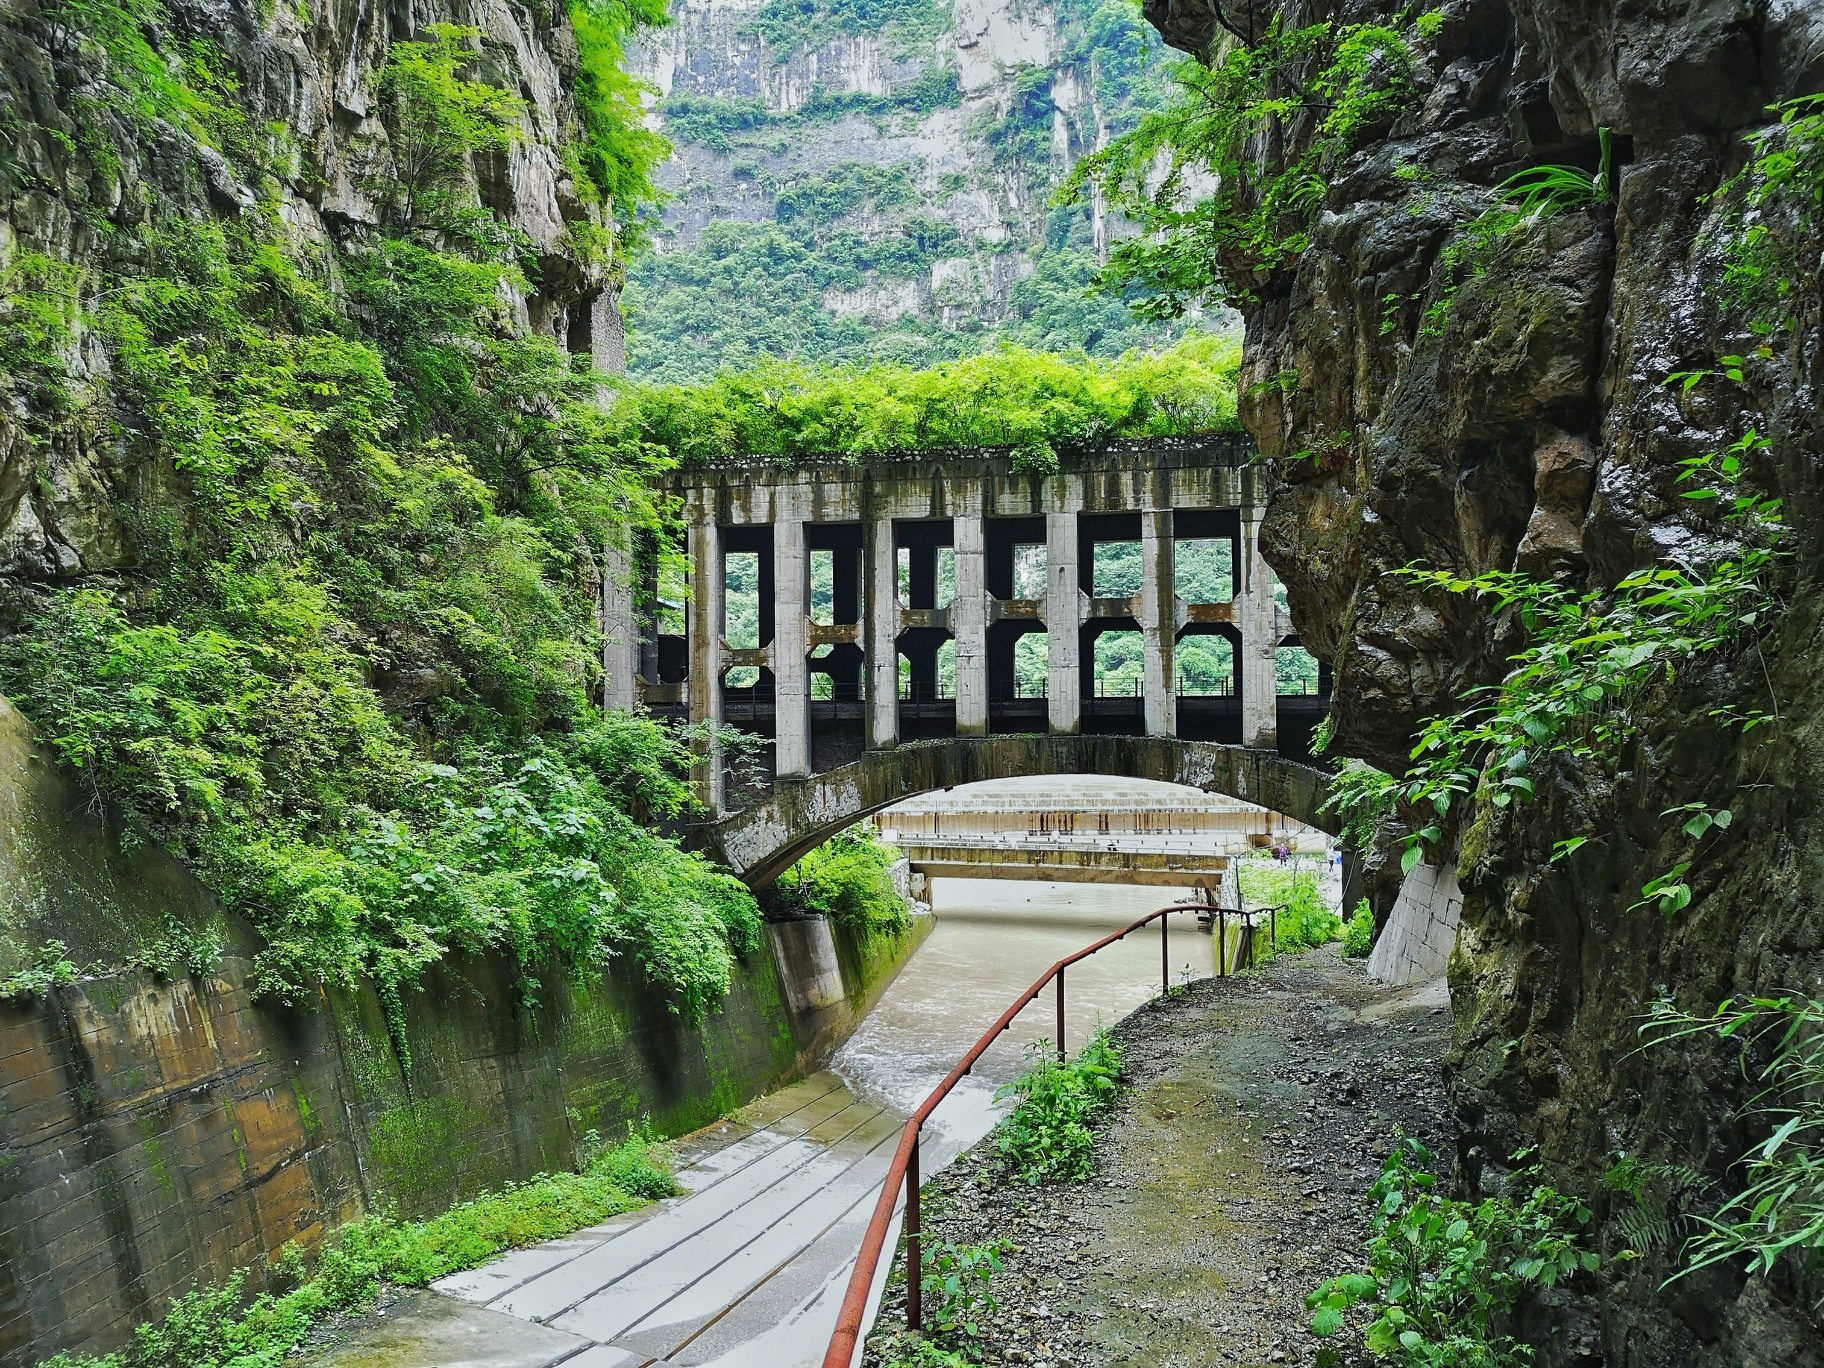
[822,893,1289,1368]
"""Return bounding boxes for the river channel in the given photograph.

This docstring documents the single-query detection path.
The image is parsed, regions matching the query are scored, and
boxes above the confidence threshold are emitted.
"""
[424,877,1296,1368]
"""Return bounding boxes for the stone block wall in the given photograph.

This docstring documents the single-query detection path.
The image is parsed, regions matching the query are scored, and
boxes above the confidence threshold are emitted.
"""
[1366,863,1463,986]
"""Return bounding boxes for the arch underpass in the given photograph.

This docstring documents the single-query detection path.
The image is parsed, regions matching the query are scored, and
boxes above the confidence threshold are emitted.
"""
[699,734,1339,888]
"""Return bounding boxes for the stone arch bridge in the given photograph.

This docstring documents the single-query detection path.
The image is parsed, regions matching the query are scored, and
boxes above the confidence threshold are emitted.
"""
[597,434,1337,885]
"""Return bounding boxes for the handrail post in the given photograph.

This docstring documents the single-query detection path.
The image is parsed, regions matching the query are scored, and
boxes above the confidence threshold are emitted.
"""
[1218,908,1226,976]
[1055,969,1065,1062]
[1271,905,1278,952]
[1161,913,1169,996]
[906,1136,922,1332]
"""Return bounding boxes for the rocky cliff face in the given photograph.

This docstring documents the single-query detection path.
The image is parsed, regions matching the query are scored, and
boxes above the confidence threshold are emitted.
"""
[621,0,1207,376]
[0,0,609,595]
[1142,0,1824,1362]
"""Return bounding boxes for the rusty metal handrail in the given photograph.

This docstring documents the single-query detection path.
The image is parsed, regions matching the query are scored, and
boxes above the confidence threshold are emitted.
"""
[822,893,1239,1368]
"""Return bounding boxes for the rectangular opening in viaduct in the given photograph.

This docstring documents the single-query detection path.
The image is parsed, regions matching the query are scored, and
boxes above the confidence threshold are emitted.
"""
[614,437,1327,812]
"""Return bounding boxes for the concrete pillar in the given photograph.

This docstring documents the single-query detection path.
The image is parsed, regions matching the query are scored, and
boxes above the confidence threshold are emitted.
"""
[1140,509,1176,736]
[1045,511,1082,734]
[601,536,638,712]
[688,509,725,811]
[774,504,810,778]
[953,512,988,735]
[865,507,899,749]
[1239,511,1278,750]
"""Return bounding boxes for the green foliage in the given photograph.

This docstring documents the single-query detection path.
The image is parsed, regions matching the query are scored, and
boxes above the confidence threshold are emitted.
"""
[372,25,525,231]
[1640,994,1824,1303]
[1066,16,1420,314]
[1713,93,1824,333]
[0,252,85,433]
[994,1028,1123,1185]
[979,65,1056,170]
[35,1138,677,1368]
[1342,899,1374,958]
[659,68,961,153]
[613,333,1241,460]
[1,942,79,1001]
[766,826,912,940]
[1237,856,1339,961]
[1308,1138,1597,1368]
[1322,759,1396,851]
[919,1238,1005,1355]
[566,0,672,243]
[1601,1154,1709,1261]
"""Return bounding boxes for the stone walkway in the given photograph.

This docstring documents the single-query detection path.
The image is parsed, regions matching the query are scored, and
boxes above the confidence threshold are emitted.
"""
[309,1072,908,1368]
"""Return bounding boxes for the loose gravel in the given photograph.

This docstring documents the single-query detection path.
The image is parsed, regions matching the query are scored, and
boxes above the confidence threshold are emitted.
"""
[863,946,1453,1368]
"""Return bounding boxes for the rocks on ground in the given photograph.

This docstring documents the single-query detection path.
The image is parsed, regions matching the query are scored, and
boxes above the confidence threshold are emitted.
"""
[865,948,1452,1368]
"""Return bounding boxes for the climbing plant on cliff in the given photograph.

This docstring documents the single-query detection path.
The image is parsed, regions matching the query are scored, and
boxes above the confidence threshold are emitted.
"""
[0,1,757,1039]
[1060,13,1424,313]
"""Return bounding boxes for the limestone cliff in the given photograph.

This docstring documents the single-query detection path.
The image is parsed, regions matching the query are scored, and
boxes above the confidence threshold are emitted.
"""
[1141,0,1824,1362]
[621,0,1208,376]
[0,0,612,594]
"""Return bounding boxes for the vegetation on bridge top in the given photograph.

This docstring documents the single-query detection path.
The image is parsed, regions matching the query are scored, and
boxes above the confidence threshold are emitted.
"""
[606,333,1242,471]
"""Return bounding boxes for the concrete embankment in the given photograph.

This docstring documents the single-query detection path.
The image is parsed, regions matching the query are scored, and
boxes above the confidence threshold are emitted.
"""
[0,696,927,1368]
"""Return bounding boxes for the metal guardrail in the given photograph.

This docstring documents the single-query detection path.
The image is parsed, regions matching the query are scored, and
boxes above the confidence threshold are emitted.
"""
[821,891,1290,1367]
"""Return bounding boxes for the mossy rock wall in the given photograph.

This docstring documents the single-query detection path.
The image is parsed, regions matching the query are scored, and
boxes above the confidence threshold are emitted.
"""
[0,700,927,1367]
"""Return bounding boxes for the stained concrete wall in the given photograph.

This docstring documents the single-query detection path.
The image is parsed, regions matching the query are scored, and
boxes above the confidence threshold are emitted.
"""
[0,701,927,1368]
[1366,862,1464,985]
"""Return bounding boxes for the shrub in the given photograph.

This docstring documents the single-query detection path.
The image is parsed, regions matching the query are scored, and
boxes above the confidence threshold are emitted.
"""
[766,825,911,939]
[994,1028,1122,1184]
[1237,856,1340,961]
[1307,1138,1596,1368]
[1342,899,1374,958]
[36,1138,677,1368]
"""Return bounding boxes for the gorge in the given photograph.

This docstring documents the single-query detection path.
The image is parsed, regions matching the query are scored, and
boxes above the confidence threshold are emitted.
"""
[1,0,1823,1366]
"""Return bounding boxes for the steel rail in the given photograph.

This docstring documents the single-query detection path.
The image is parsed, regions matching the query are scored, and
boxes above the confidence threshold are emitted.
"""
[822,892,1264,1368]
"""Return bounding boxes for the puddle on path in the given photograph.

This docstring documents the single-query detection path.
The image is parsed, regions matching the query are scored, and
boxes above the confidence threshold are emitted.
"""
[421,881,1218,1368]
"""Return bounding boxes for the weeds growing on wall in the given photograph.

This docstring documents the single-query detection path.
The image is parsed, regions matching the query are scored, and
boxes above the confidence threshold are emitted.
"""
[994,1027,1123,1185]
[1308,1138,1597,1368]
[36,1137,678,1368]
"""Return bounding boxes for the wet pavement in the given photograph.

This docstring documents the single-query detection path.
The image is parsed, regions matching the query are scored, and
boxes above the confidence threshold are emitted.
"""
[305,881,1252,1367]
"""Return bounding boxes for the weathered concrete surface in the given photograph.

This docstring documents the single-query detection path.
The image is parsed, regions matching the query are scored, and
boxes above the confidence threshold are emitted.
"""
[703,735,1338,888]
[897,840,1232,888]
[302,1290,597,1368]
[1368,863,1466,987]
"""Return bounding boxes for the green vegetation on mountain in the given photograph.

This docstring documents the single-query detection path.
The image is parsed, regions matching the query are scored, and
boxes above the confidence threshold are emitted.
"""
[625,0,1192,380]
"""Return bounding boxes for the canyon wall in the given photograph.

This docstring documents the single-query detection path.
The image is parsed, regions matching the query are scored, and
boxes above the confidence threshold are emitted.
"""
[1141,0,1824,1362]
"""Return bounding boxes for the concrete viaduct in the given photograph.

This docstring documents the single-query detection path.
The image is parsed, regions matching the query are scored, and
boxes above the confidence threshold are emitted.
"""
[597,435,1338,884]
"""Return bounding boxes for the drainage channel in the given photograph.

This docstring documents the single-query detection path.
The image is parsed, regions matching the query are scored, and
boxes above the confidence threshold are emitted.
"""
[418,882,1217,1368]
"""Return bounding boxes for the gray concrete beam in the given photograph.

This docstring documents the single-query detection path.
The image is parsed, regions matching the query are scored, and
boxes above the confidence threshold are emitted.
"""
[1141,509,1176,737]
[773,503,810,779]
[953,512,988,736]
[688,508,725,813]
[865,507,898,750]
[1239,511,1279,750]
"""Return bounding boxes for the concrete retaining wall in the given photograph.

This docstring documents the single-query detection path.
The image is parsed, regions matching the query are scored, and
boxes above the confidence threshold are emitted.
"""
[0,699,927,1367]
[1366,863,1464,985]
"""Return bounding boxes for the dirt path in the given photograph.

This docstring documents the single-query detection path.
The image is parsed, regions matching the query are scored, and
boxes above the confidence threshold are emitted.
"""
[865,947,1454,1368]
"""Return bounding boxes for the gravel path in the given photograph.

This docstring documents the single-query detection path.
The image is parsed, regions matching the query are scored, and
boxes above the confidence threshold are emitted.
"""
[863,947,1454,1368]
